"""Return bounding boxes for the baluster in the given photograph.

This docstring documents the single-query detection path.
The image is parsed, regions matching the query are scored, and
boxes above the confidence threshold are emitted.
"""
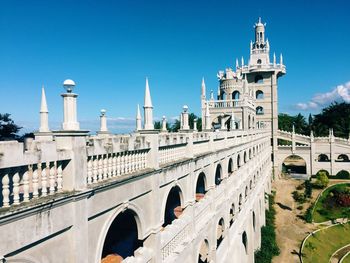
[124,153,129,174]
[49,162,56,195]
[98,155,103,181]
[23,168,30,202]
[112,154,117,177]
[136,152,140,170]
[93,157,98,183]
[41,163,48,197]
[32,164,39,198]
[116,154,121,176]
[103,155,108,180]
[130,152,135,172]
[1,173,10,207]
[13,171,20,205]
[87,158,93,184]
[57,162,63,192]
[143,151,147,169]
[108,154,112,178]
[120,153,125,175]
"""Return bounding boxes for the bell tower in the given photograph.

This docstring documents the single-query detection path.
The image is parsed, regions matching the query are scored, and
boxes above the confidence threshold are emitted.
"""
[249,17,270,66]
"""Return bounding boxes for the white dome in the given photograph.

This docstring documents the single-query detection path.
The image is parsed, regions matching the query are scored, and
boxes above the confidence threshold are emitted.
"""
[63,79,75,86]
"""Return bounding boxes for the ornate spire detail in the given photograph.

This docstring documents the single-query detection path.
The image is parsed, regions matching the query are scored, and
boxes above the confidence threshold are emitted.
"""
[144,77,153,108]
[39,85,50,133]
[136,104,142,131]
[201,77,206,98]
[143,78,154,130]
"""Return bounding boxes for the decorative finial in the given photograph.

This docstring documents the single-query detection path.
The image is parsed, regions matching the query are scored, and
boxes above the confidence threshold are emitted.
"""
[63,79,75,93]
[201,77,206,98]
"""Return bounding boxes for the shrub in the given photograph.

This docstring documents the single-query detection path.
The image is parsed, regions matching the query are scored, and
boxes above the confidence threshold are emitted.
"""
[297,205,304,210]
[305,180,312,198]
[315,171,329,188]
[296,184,304,191]
[305,205,313,223]
[292,191,306,203]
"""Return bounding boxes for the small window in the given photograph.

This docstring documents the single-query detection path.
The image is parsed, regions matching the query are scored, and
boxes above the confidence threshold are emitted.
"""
[254,75,263,83]
[256,90,264,99]
[256,106,264,115]
[257,59,262,64]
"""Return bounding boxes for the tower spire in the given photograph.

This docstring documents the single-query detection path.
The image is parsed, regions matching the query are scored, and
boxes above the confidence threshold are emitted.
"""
[143,78,154,130]
[39,85,50,132]
[136,104,142,131]
[201,77,206,98]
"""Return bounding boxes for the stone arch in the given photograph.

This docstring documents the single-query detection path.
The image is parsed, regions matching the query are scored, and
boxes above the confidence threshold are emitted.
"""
[249,180,253,190]
[228,158,233,175]
[256,106,264,115]
[244,151,247,163]
[100,208,143,261]
[249,148,252,159]
[335,170,350,178]
[318,154,330,162]
[237,153,241,168]
[232,90,240,100]
[162,185,184,227]
[229,203,235,226]
[245,186,248,200]
[282,155,306,174]
[238,194,243,211]
[248,115,251,129]
[336,154,349,162]
[256,90,264,99]
[216,218,225,248]
[215,163,223,185]
[197,239,210,263]
[242,231,248,254]
[195,172,207,201]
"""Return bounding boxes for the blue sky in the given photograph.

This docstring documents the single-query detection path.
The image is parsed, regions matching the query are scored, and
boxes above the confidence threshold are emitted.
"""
[1,0,350,133]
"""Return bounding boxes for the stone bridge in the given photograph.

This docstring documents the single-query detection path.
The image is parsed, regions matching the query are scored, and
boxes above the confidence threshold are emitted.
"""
[276,129,350,177]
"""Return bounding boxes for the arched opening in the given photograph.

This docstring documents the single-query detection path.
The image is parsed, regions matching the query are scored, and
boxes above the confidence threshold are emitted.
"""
[228,158,233,175]
[237,154,241,168]
[216,218,225,248]
[252,211,256,231]
[163,186,183,227]
[256,90,264,99]
[249,180,252,190]
[232,90,240,100]
[249,149,252,159]
[245,186,248,200]
[196,172,207,201]
[318,154,330,162]
[336,154,350,162]
[256,106,264,115]
[254,75,263,84]
[244,151,247,163]
[282,155,306,175]
[198,239,210,263]
[215,164,223,185]
[238,194,243,211]
[242,231,248,254]
[257,59,262,64]
[101,209,143,261]
[248,115,251,129]
[229,203,235,226]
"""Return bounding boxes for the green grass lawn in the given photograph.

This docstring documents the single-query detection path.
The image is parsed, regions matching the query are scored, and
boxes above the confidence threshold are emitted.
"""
[302,223,350,263]
[344,254,350,263]
[312,183,350,223]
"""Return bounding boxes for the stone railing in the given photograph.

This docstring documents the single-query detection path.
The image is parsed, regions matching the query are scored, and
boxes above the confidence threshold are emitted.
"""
[0,160,67,208]
[160,214,192,260]
[86,149,149,185]
[159,143,187,165]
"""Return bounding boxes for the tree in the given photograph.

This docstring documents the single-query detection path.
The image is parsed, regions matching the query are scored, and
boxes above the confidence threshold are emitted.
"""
[0,113,22,141]
[169,113,202,132]
[315,171,329,189]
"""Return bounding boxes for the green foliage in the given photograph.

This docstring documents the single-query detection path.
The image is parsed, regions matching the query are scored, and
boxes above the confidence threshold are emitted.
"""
[278,113,309,135]
[312,102,350,139]
[292,190,306,203]
[305,180,313,198]
[0,113,22,141]
[254,194,280,263]
[169,113,202,132]
[305,204,313,223]
[315,171,329,189]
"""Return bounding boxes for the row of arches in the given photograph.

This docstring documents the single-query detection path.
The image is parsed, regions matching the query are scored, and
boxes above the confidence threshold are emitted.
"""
[100,140,270,262]
[317,154,349,162]
[220,89,265,100]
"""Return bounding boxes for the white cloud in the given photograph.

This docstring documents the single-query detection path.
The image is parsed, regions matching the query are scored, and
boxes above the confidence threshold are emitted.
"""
[295,81,350,110]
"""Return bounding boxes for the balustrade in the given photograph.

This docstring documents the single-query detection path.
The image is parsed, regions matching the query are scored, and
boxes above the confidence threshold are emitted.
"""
[159,143,187,165]
[0,161,65,208]
[86,149,149,185]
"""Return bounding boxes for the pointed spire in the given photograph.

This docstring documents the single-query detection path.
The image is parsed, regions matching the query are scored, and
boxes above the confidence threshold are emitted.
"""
[241,56,244,67]
[144,77,153,107]
[250,40,253,50]
[266,38,269,48]
[280,53,283,65]
[210,90,214,100]
[201,77,206,98]
[136,104,142,131]
[236,58,239,69]
[39,85,50,133]
[40,85,48,113]
[273,52,276,65]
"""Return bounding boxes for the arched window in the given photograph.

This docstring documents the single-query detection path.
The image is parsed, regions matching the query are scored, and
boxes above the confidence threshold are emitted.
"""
[215,164,222,186]
[254,75,263,84]
[245,186,248,200]
[257,59,262,64]
[216,218,225,248]
[237,154,241,168]
[244,151,247,163]
[228,158,233,175]
[101,209,143,261]
[318,154,330,162]
[163,186,182,227]
[242,231,248,254]
[256,90,264,99]
[336,154,349,162]
[256,106,264,115]
[239,194,243,211]
[196,172,207,201]
[229,203,235,226]
[232,90,240,100]
[249,180,252,190]
[252,211,256,231]
[198,239,210,263]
